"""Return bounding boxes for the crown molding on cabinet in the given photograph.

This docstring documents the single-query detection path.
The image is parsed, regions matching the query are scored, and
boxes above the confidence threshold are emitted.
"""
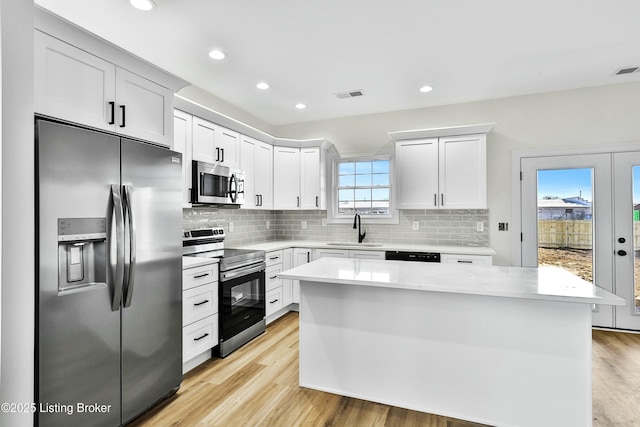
[174,95,335,151]
[387,123,496,141]
[34,6,189,93]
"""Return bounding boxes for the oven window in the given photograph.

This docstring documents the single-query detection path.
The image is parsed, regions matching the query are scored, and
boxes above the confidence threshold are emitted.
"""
[229,279,262,313]
[200,173,228,197]
[221,272,265,339]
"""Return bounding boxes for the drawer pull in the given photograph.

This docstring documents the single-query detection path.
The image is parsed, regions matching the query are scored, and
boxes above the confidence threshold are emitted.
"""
[269,275,278,280]
[194,299,210,306]
[194,273,210,279]
[270,299,279,304]
[269,256,280,260]
[457,260,473,264]
[194,333,209,341]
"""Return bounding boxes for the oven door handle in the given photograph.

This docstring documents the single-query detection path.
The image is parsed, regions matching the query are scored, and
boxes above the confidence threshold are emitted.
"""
[220,263,265,281]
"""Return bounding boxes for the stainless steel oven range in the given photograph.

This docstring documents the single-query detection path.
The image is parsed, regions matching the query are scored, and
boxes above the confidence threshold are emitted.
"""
[183,228,266,358]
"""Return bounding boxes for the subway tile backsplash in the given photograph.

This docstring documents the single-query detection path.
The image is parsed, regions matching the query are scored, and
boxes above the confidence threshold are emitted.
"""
[183,208,489,248]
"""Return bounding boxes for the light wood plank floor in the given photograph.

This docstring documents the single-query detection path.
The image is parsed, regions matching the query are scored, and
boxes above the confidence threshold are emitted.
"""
[129,313,640,427]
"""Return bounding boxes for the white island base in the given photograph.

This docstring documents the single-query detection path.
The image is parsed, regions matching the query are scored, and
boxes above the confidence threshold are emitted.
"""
[282,258,626,427]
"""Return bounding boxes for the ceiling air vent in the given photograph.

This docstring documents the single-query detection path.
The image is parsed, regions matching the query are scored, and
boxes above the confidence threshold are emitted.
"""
[614,66,639,75]
[335,89,365,99]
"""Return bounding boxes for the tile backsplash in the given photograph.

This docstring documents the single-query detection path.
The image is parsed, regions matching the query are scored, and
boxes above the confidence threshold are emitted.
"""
[183,208,489,248]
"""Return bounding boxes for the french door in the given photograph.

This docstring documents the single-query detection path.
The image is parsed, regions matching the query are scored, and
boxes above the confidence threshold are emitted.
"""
[521,152,640,330]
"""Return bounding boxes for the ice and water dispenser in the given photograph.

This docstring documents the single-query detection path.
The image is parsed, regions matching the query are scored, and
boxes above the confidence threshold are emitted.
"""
[57,218,107,294]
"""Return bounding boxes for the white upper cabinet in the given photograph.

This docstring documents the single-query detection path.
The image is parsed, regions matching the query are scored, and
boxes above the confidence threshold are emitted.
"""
[274,146,322,210]
[240,135,273,209]
[300,147,321,209]
[273,147,302,209]
[173,109,193,206]
[192,116,240,169]
[34,30,176,147]
[395,133,487,209]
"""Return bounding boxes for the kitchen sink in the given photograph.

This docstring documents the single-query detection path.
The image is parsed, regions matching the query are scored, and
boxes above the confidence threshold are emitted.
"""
[326,242,383,247]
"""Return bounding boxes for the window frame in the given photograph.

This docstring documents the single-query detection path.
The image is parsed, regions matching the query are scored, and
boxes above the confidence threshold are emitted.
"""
[327,154,399,224]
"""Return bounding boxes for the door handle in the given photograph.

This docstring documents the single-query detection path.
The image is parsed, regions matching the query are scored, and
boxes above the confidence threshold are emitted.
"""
[617,250,628,256]
[119,105,126,128]
[110,185,125,312]
[123,185,137,308]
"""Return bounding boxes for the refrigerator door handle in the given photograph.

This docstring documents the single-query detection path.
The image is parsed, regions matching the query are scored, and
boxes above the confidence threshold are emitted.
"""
[123,185,137,308]
[110,184,125,311]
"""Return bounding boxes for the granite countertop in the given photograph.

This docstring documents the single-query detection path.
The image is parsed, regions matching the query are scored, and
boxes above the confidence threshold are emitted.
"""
[278,257,625,306]
[233,240,496,256]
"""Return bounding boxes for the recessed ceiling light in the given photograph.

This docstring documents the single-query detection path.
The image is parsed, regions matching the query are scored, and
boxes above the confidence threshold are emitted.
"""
[419,85,433,93]
[295,103,306,109]
[256,82,270,90]
[130,0,156,11]
[208,49,226,60]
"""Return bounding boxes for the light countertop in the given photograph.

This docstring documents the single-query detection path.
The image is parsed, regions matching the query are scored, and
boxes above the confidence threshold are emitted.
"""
[278,257,625,306]
[233,240,496,256]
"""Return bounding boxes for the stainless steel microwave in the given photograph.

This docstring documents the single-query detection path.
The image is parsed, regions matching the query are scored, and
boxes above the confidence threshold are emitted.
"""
[192,161,245,206]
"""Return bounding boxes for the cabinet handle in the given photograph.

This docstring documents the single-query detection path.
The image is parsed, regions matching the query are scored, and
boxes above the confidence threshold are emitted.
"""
[194,333,209,341]
[221,148,225,163]
[194,273,209,279]
[259,195,263,206]
[434,194,437,206]
[256,195,260,206]
[269,256,279,260]
[441,193,444,206]
[119,105,126,128]
[216,148,220,162]
[297,196,300,207]
[315,196,318,208]
[270,299,279,304]
[457,260,473,264]
[194,299,210,306]
[108,101,115,125]
[270,275,278,280]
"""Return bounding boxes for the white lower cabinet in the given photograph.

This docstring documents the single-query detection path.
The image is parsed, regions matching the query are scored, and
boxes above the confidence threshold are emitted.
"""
[265,249,294,323]
[182,260,219,373]
[314,248,385,260]
[440,253,493,266]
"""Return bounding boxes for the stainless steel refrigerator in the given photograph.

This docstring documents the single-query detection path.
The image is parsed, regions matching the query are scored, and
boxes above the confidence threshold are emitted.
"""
[36,119,183,426]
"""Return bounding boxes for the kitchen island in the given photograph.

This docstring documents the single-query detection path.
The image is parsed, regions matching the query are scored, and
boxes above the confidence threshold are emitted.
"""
[278,257,625,427]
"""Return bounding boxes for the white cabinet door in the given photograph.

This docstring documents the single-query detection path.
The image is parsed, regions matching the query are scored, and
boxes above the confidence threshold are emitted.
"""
[115,67,173,147]
[281,248,293,306]
[396,138,439,209]
[301,147,321,209]
[216,126,240,169]
[240,136,273,209]
[192,117,217,164]
[240,135,258,208]
[439,134,487,209]
[35,30,116,133]
[274,147,301,209]
[173,110,193,206]
[255,142,273,209]
[292,248,313,303]
[350,250,385,260]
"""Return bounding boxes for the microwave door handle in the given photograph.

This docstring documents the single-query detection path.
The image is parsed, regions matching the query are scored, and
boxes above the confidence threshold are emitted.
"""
[110,185,125,311]
[123,185,136,308]
[229,174,237,203]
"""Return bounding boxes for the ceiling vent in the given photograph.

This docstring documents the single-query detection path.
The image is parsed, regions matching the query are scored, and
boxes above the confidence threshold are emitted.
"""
[614,66,639,75]
[335,89,365,99]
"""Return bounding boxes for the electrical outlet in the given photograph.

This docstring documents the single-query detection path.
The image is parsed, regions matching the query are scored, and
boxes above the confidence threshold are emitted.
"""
[412,221,420,231]
[266,220,270,230]
[476,221,484,232]
[301,221,307,230]
[229,222,234,232]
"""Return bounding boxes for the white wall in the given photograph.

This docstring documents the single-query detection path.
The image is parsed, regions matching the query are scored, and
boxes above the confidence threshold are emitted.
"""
[273,82,640,265]
[0,1,34,426]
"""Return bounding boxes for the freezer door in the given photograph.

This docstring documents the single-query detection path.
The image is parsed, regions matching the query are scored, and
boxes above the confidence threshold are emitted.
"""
[36,120,121,427]
[120,139,183,423]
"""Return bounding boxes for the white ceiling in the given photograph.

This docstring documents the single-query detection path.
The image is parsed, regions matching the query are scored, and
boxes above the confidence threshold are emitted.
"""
[34,0,640,126]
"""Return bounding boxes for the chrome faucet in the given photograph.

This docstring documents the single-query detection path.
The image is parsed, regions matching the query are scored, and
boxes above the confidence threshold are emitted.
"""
[353,213,366,243]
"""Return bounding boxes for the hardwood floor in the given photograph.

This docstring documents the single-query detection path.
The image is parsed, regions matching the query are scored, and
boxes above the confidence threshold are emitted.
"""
[130,313,640,427]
